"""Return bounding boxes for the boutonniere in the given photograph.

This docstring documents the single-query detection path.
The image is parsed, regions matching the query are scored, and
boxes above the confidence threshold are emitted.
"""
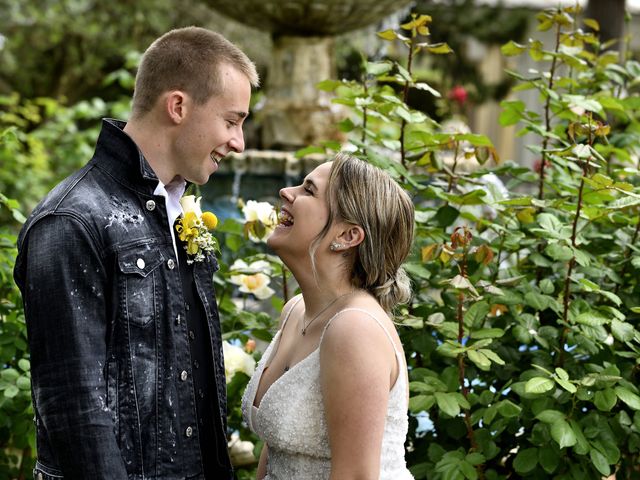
[175,195,218,264]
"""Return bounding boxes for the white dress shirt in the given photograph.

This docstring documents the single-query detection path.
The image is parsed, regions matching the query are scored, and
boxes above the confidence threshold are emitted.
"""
[154,178,187,262]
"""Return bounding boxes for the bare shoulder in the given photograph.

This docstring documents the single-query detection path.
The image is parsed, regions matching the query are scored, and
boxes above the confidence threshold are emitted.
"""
[320,306,396,367]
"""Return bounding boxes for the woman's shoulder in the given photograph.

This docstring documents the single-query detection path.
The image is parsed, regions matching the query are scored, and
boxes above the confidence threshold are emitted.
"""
[320,302,397,361]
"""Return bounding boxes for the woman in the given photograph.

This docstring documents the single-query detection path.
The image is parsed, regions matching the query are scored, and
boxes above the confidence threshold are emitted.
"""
[241,153,415,479]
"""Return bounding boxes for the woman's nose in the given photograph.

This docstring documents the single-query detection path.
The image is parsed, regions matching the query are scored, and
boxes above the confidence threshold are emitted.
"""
[279,187,294,202]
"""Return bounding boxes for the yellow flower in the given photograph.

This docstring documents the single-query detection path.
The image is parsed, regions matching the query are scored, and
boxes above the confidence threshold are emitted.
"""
[175,194,218,263]
[202,211,218,230]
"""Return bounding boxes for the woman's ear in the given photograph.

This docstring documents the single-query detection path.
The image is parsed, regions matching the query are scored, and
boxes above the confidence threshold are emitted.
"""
[335,224,365,249]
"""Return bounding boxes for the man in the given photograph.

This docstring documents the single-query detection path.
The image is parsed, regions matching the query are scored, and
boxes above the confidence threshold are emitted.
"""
[13,27,258,479]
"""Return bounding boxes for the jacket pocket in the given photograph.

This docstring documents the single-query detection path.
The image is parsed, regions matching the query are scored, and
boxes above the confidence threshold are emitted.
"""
[117,244,164,327]
[34,460,64,479]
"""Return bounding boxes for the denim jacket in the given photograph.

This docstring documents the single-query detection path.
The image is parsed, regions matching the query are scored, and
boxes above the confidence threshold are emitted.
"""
[14,119,232,479]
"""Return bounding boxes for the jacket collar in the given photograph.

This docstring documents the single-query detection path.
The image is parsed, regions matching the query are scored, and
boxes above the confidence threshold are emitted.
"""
[92,118,159,194]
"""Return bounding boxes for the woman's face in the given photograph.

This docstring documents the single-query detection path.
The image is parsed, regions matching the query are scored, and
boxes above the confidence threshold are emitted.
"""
[267,162,333,258]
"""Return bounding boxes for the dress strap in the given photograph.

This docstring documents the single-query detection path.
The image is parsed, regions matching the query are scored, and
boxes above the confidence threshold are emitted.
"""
[320,308,402,361]
[280,294,304,331]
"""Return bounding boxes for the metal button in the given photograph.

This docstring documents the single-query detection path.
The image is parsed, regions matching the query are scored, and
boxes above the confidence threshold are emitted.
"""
[167,259,175,270]
[146,200,156,211]
[198,388,204,399]
[136,258,146,270]
[193,360,199,369]
[189,330,195,340]
[185,426,193,437]
[185,303,190,311]
[175,314,181,326]
[180,370,188,381]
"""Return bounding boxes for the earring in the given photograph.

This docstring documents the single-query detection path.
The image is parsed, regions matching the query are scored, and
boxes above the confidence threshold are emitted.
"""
[330,242,344,251]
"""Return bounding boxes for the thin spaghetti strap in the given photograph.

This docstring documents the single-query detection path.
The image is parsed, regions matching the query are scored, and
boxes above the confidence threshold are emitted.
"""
[280,294,303,331]
[320,308,402,359]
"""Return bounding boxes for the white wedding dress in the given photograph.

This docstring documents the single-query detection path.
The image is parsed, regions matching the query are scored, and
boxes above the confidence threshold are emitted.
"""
[241,297,414,479]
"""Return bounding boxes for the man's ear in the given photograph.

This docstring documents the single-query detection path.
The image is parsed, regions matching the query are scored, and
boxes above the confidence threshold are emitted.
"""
[166,91,187,125]
[335,224,365,248]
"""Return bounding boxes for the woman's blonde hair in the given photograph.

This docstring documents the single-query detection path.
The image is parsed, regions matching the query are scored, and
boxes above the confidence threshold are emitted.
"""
[312,152,415,312]
[131,26,259,118]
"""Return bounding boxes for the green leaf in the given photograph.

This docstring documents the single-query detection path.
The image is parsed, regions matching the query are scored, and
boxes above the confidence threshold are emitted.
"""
[470,328,504,339]
[556,378,577,393]
[497,399,522,418]
[459,460,477,479]
[426,42,453,54]
[538,444,560,474]
[594,388,617,411]
[464,301,490,328]
[365,61,393,76]
[4,385,19,398]
[501,41,527,56]
[589,449,611,476]
[575,312,609,326]
[409,394,435,413]
[537,212,563,233]
[568,419,590,455]
[615,386,640,410]
[524,291,552,311]
[468,350,491,371]
[545,243,574,261]
[525,377,555,394]
[611,319,635,342]
[377,29,398,41]
[479,349,505,365]
[16,376,31,390]
[536,410,566,423]
[18,359,30,372]
[434,391,461,417]
[513,447,538,473]
[550,420,577,448]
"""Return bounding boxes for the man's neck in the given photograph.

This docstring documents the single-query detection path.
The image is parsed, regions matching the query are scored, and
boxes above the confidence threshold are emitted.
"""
[123,118,175,185]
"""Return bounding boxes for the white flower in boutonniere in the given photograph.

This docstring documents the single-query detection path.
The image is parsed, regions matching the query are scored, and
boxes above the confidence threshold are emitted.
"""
[242,200,277,243]
[175,195,219,264]
[229,259,275,300]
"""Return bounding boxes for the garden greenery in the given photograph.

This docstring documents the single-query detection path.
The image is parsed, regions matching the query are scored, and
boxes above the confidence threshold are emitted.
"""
[2,5,640,479]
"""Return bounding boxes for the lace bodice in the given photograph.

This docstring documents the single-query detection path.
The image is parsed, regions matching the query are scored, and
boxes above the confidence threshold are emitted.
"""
[241,298,414,480]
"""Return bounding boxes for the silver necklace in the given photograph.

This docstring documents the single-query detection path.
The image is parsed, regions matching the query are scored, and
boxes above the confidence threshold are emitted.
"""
[301,291,355,336]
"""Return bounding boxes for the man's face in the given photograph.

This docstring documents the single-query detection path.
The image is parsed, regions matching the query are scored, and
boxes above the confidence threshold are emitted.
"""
[175,63,252,185]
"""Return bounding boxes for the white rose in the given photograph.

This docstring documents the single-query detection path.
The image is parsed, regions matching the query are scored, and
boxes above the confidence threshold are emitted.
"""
[229,260,275,300]
[179,195,203,217]
[243,200,277,242]
[222,341,256,383]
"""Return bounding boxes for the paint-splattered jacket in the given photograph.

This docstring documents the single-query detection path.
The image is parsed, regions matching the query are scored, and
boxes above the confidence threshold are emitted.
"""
[14,119,232,479]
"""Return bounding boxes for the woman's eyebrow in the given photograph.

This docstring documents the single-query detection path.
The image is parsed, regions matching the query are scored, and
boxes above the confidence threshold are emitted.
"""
[303,178,318,190]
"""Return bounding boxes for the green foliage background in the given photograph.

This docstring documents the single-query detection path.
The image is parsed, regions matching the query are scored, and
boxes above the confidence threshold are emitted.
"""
[2,3,640,480]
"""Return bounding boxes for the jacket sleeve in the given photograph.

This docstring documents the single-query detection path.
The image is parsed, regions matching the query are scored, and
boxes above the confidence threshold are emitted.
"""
[18,213,128,478]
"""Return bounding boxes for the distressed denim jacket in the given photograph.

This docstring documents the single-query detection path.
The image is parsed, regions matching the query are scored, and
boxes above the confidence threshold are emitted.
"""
[14,119,232,479]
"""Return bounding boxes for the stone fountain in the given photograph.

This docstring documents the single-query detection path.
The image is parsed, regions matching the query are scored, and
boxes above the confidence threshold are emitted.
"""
[204,0,413,150]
